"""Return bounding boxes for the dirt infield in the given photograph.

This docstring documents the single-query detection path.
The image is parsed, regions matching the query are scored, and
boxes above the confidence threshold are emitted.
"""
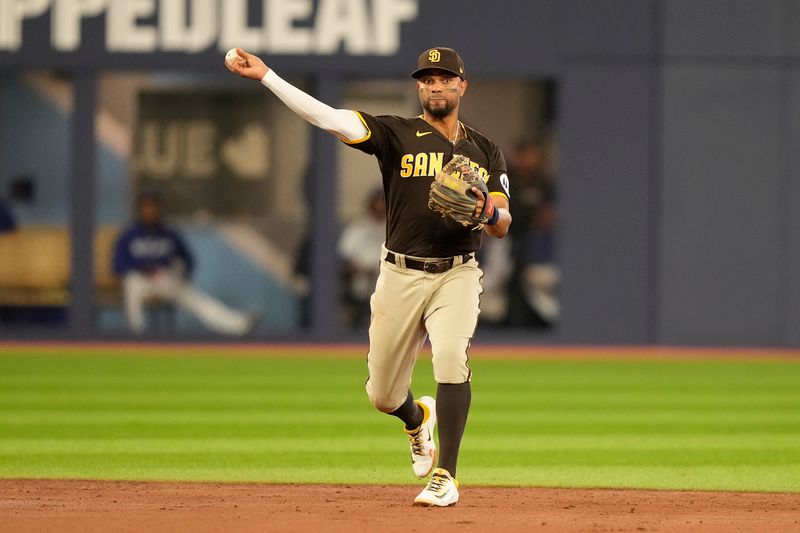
[1,480,798,533]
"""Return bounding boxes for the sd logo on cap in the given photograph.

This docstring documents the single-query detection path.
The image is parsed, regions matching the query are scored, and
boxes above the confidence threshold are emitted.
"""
[412,47,465,79]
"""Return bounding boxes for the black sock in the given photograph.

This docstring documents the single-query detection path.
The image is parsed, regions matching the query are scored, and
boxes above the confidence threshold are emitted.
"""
[435,381,471,478]
[388,390,424,430]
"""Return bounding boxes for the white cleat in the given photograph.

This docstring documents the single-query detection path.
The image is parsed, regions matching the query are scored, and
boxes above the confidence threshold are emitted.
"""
[413,468,459,507]
[405,396,437,478]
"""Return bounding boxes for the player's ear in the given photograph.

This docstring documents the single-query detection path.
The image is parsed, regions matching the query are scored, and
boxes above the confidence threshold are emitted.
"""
[459,79,468,97]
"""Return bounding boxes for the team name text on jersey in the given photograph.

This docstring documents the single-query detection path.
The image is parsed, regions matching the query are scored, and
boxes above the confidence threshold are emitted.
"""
[399,152,489,179]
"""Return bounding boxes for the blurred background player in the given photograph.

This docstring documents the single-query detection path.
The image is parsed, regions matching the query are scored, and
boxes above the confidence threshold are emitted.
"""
[505,137,559,327]
[112,191,257,336]
[338,187,386,329]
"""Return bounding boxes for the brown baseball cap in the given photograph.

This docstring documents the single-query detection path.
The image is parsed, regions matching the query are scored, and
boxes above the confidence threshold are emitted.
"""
[411,47,465,79]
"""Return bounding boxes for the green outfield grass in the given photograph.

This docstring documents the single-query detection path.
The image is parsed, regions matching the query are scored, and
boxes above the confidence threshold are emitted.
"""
[0,347,799,492]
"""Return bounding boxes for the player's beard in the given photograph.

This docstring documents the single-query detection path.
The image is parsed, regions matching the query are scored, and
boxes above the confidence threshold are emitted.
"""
[423,98,456,119]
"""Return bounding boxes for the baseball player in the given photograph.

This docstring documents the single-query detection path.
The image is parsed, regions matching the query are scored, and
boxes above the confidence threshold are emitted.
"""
[113,192,257,336]
[226,47,511,506]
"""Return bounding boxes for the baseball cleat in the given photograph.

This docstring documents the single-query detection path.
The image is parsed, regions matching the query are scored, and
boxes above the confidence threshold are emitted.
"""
[405,395,437,478]
[413,468,459,507]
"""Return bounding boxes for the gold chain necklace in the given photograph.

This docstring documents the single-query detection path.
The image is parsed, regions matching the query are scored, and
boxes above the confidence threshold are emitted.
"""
[421,115,461,144]
[449,122,461,145]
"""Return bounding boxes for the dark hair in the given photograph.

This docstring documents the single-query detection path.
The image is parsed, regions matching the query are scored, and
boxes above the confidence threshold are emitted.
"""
[135,189,162,207]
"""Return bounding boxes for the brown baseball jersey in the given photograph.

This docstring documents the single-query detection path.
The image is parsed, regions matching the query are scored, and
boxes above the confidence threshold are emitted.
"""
[344,112,510,258]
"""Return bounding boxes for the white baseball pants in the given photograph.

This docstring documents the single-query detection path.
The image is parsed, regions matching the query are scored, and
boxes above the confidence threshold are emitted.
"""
[122,271,250,335]
[365,246,482,413]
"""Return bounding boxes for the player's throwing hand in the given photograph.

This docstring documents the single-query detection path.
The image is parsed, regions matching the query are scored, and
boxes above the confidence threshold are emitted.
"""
[224,48,269,81]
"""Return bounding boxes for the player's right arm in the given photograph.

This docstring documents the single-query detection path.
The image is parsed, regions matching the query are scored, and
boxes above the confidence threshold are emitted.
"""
[225,48,368,143]
[112,230,135,277]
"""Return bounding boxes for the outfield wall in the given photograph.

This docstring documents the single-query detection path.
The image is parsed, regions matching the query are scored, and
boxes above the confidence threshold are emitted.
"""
[2,0,800,346]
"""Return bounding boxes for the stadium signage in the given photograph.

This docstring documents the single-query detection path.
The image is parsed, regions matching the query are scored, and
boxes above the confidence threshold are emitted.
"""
[0,0,418,55]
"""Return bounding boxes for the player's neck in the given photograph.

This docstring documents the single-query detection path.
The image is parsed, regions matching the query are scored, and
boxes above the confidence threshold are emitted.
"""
[422,112,461,143]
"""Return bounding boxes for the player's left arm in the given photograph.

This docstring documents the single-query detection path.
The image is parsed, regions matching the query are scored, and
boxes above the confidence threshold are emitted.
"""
[171,231,195,279]
[470,189,511,238]
[484,194,511,238]
[475,144,511,238]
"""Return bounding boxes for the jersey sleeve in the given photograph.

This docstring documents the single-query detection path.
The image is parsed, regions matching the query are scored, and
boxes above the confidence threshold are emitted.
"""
[112,229,134,276]
[486,144,510,202]
[340,112,391,155]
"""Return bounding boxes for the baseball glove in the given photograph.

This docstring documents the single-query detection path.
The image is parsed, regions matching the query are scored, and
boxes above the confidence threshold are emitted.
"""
[428,154,491,228]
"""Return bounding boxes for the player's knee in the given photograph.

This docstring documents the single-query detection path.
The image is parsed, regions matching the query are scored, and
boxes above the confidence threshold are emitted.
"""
[431,338,471,384]
[365,382,405,413]
[433,366,471,384]
[369,393,405,413]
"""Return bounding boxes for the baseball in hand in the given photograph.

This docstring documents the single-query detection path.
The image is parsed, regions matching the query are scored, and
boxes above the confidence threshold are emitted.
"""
[225,48,239,68]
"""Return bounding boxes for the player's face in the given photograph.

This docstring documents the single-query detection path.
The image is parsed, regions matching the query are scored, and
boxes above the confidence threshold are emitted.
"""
[138,199,162,227]
[417,71,467,118]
